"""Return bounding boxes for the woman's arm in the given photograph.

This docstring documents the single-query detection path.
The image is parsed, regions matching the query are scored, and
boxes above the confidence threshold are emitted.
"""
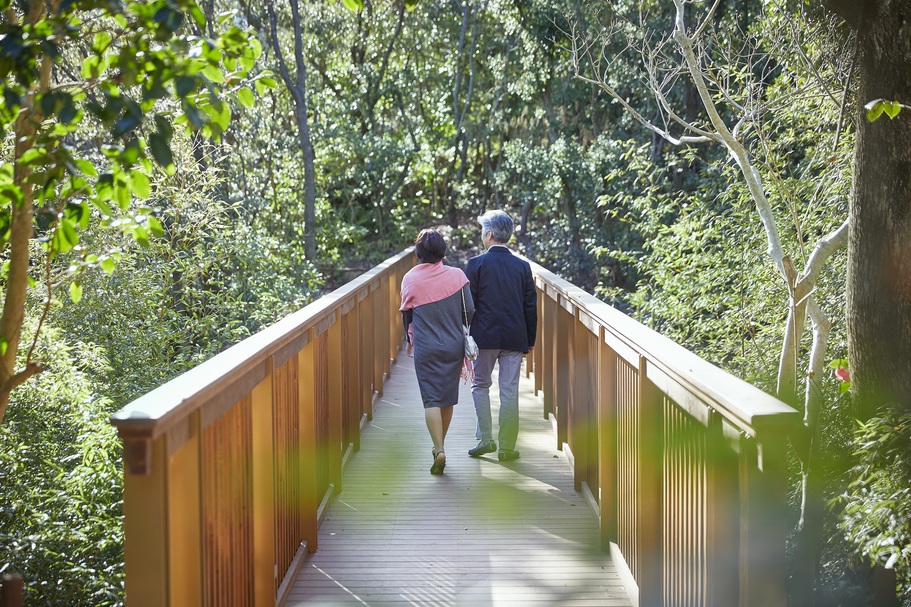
[402,309,413,343]
[462,283,475,325]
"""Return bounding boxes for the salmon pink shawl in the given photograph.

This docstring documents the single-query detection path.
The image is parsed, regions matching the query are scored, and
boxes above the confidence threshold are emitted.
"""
[400,262,468,311]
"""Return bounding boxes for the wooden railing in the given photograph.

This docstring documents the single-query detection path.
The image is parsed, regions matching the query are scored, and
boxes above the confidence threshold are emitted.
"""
[110,249,414,607]
[112,247,799,607]
[527,261,800,607]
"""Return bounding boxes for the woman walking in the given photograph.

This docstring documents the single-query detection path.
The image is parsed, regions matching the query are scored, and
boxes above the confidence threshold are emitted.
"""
[400,229,474,474]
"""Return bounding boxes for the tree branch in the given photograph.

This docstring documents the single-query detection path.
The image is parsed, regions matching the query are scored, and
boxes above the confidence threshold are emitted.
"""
[797,218,850,289]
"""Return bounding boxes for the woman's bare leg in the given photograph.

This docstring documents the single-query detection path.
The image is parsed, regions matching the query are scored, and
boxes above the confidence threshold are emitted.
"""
[441,406,454,443]
[425,407,444,453]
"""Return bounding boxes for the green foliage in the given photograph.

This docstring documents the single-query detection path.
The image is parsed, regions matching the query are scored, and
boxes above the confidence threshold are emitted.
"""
[839,409,911,603]
[0,329,124,606]
[0,0,271,311]
[865,99,905,122]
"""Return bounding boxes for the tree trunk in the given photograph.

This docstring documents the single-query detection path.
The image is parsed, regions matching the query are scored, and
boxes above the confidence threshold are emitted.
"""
[844,2,911,418]
[0,0,53,424]
[265,1,318,261]
[296,103,318,261]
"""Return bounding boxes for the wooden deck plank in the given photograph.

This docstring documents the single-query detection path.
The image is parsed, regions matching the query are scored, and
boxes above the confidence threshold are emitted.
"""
[285,355,633,607]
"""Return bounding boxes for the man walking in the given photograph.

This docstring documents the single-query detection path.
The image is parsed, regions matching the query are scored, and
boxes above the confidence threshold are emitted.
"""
[465,210,537,462]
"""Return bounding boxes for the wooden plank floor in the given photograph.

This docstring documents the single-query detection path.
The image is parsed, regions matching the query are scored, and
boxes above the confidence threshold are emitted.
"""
[285,355,633,607]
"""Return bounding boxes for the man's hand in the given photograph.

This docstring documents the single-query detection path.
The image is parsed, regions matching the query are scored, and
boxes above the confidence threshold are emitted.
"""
[406,342,413,357]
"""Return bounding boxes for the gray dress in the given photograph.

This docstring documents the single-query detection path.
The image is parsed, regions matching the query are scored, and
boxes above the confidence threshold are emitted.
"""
[407,284,474,408]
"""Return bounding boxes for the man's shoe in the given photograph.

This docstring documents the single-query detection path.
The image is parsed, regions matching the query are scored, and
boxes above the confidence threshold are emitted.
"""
[497,449,520,462]
[468,440,497,457]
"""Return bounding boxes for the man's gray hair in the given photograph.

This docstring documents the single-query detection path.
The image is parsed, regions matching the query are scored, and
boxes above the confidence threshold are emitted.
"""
[478,210,514,244]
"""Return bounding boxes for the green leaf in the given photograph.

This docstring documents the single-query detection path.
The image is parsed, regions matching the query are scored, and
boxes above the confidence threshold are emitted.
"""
[92,31,112,53]
[52,218,79,255]
[149,132,174,169]
[19,148,45,165]
[341,0,364,11]
[132,224,149,247]
[147,215,164,238]
[189,5,207,29]
[884,102,902,119]
[865,99,886,122]
[0,184,24,207]
[114,173,131,210]
[404,0,419,9]
[69,281,83,304]
[100,256,116,275]
[131,171,151,199]
[0,338,7,356]
[236,87,254,108]
[75,159,98,178]
[255,76,277,96]
[91,196,113,217]
[81,55,101,80]
[112,114,141,137]
[202,63,223,83]
[175,75,197,97]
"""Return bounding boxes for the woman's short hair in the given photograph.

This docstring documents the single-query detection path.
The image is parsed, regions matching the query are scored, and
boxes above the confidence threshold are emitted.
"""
[414,229,446,263]
[478,210,514,244]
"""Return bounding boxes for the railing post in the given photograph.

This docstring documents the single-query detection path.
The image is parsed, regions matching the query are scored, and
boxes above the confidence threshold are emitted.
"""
[327,311,344,492]
[298,331,319,553]
[571,311,591,491]
[347,299,363,450]
[554,296,570,449]
[122,437,168,607]
[739,434,789,607]
[706,410,739,606]
[599,337,618,552]
[542,286,555,419]
[2,573,24,607]
[167,414,202,606]
[376,274,392,382]
[387,271,399,367]
[638,356,664,607]
[371,283,384,398]
[252,365,277,604]
[361,289,375,418]
[532,284,543,393]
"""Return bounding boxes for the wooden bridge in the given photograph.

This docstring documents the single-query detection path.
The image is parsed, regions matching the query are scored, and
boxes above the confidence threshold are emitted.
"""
[111,249,800,607]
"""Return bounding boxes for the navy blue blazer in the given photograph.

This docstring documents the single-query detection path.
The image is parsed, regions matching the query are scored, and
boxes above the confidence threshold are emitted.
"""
[464,246,537,353]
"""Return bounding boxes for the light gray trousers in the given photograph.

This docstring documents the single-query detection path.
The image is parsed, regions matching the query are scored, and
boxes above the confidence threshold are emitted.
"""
[471,349,523,450]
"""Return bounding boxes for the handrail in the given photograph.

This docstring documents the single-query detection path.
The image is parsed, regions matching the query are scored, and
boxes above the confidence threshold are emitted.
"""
[530,262,795,436]
[110,248,414,607]
[527,258,800,607]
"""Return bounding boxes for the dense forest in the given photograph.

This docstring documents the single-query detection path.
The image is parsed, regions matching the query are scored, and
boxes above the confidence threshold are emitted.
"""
[1,0,909,605]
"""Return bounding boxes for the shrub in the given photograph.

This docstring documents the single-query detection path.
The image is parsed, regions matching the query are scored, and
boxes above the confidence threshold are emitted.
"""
[839,408,911,604]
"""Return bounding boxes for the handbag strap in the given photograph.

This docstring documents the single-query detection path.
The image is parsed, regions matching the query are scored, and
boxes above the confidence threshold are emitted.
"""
[460,286,469,327]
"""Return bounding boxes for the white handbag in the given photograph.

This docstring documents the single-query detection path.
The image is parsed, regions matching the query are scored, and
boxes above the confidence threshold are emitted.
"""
[461,289,479,361]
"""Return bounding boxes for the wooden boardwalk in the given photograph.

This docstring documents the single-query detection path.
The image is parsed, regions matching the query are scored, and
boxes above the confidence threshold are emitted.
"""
[286,355,633,607]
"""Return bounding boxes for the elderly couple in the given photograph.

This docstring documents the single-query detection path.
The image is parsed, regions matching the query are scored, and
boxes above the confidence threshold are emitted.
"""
[399,210,537,475]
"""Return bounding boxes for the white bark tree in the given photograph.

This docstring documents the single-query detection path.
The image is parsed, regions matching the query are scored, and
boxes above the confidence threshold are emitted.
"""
[567,1,852,602]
